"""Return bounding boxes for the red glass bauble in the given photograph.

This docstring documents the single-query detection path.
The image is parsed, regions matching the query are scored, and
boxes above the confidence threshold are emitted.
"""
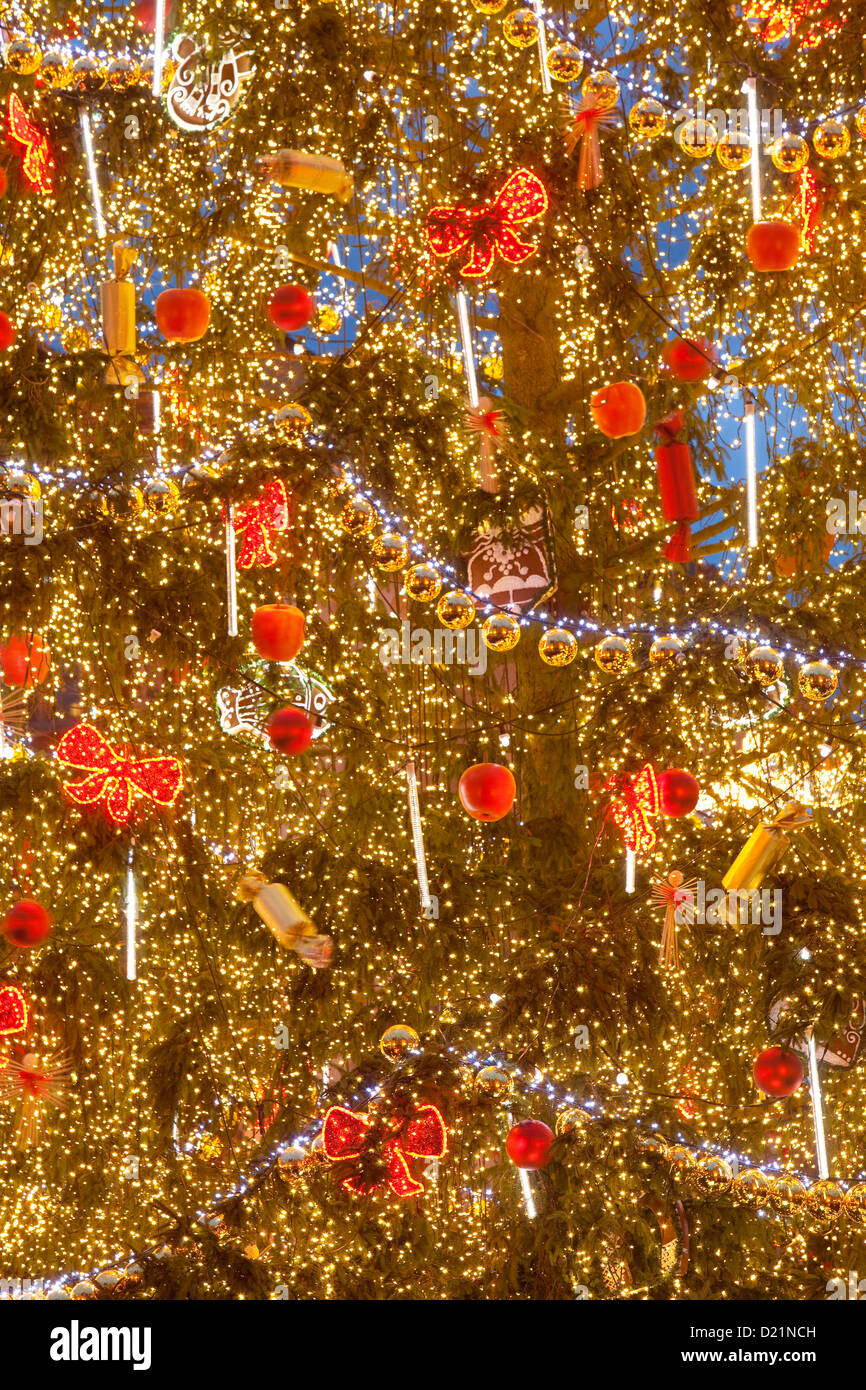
[753,1047,804,1098]
[2,900,52,948]
[458,763,516,822]
[155,288,210,343]
[661,337,715,382]
[505,1119,555,1170]
[590,381,646,439]
[658,768,699,816]
[0,168,7,200]
[268,284,315,333]
[0,632,50,688]
[746,221,801,272]
[266,707,314,754]
[250,604,305,662]
[0,312,15,351]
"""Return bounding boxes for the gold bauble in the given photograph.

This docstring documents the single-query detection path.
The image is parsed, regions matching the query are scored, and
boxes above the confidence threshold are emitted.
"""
[404,562,442,602]
[637,1133,668,1157]
[71,55,107,94]
[5,473,41,500]
[582,71,620,111]
[716,131,751,171]
[315,305,341,336]
[471,0,507,11]
[107,57,140,91]
[667,1144,693,1173]
[649,634,686,667]
[843,1181,866,1216]
[474,1064,514,1099]
[482,613,520,651]
[502,8,539,48]
[546,43,583,84]
[677,117,718,159]
[373,532,409,571]
[813,119,850,160]
[437,590,475,630]
[769,132,809,173]
[379,1023,420,1061]
[144,480,180,513]
[275,403,313,435]
[770,1174,806,1210]
[594,634,632,675]
[481,354,504,381]
[94,1269,122,1290]
[277,1144,307,1169]
[71,1280,98,1300]
[539,626,578,667]
[694,1153,734,1195]
[341,495,377,536]
[554,1106,590,1137]
[5,38,43,76]
[856,107,866,139]
[807,1178,847,1217]
[733,1168,771,1202]
[798,659,837,702]
[628,97,665,139]
[747,644,784,687]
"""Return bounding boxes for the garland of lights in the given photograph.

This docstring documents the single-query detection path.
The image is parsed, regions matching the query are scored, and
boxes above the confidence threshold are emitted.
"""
[4,10,866,150]
[32,1037,866,1300]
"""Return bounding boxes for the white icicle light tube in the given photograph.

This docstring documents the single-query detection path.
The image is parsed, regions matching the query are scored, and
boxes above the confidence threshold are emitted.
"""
[125,846,137,982]
[455,290,479,409]
[225,504,238,637]
[807,1032,830,1180]
[405,759,433,916]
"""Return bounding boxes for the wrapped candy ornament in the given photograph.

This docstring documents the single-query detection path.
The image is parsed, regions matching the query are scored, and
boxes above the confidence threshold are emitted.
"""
[720,801,811,924]
[654,410,698,562]
[257,150,354,202]
[100,243,141,389]
[236,871,332,969]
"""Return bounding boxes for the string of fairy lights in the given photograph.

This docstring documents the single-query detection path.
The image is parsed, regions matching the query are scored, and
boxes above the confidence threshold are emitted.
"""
[23,1029,866,1299]
[0,0,865,1300]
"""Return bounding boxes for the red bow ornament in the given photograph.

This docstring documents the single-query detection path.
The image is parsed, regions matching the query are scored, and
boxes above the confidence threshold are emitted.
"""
[742,0,841,48]
[6,93,55,195]
[232,478,290,569]
[605,763,660,856]
[424,168,548,278]
[322,1102,448,1197]
[57,723,183,826]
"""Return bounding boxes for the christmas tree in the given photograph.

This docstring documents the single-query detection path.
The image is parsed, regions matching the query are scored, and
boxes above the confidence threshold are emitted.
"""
[0,0,865,1304]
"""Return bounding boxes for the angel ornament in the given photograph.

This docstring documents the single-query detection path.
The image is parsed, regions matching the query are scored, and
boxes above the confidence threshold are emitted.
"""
[650,870,697,971]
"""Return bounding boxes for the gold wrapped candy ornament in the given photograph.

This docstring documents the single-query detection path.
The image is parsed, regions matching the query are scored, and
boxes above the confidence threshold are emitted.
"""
[236,871,332,970]
[720,800,811,925]
[100,243,141,390]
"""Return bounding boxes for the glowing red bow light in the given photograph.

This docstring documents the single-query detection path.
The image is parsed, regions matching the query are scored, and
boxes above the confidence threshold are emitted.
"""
[605,763,660,856]
[6,93,55,195]
[424,168,548,278]
[56,723,183,826]
[322,1102,448,1197]
[742,0,841,48]
[232,478,290,569]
